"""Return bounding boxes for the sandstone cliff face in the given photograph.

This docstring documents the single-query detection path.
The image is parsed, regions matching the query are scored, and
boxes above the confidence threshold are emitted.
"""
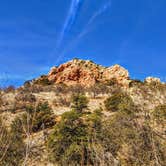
[47,59,130,87]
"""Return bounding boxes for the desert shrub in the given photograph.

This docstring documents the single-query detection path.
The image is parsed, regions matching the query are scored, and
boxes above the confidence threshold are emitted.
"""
[71,94,89,113]
[129,79,143,88]
[54,84,68,95]
[32,102,55,132]
[89,83,109,98]
[0,118,10,162]
[0,118,25,166]
[129,123,166,166]
[10,116,25,137]
[106,78,119,86]
[34,75,52,86]
[15,92,36,103]
[100,108,166,165]
[87,108,103,132]
[102,110,137,157]
[14,102,55,133]
[152,104,166,129]
[68,84,85,95]
[14,92,36,111]
[104,91,134,114]
[19,83,47,93]
[12,113,33,136]
[53,96,70,107]
[7,108,17,114]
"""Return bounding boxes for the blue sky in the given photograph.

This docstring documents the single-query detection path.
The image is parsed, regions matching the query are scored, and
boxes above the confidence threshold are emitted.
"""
[0,0,166,87]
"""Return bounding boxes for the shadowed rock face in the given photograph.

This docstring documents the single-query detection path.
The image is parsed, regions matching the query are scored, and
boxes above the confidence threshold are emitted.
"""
[47,59,130,87]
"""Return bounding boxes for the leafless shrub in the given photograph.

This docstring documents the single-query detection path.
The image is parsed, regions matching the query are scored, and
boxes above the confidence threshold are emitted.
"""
[68,84,85,95]
[15,92,36,103]
[53,96,70,107]
[54,84,68,95]
[88,83,110,98]
[14,92,36,111]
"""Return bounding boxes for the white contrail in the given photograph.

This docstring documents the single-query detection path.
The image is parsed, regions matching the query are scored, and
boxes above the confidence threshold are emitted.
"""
[48,0,84,65]
[56,1,112,63]
[78,0,111,38]
[56,0,84,49]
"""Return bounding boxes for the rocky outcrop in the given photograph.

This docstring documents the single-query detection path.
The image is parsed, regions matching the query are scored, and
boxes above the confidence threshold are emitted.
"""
[103,65,130,86]
[47,59,130,87]
[145,77,161,84]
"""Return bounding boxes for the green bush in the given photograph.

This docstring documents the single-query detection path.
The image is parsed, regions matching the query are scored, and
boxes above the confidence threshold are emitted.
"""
[15,102,55,133]
[104,92,134,114]
[34,75,52,86]
[71,94,89,113]
[152,104,166,128]
[32,102,55,132]
[87,108,103,136]
[47,110,88,165]
[0,118,25,166]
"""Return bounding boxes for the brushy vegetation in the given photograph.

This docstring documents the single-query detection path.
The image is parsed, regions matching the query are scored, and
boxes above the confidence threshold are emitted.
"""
[71,94,89,113]
[47,92,166,166]
[152,104,166,125]
[104,91,135,113]
[0,82,166,165]
[0,118,25,166]
[10,102,55,135]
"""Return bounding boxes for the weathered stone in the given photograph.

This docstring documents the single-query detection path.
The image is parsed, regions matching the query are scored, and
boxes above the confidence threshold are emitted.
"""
[145,77,161,84]
[47,59,130,87]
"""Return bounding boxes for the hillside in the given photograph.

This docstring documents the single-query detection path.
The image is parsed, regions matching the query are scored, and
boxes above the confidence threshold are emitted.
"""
[0,59,166,166]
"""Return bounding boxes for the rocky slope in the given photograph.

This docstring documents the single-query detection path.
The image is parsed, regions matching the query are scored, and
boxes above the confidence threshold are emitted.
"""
[31,58,165,111]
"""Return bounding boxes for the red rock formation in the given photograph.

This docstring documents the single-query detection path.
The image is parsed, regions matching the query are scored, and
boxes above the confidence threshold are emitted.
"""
[47,59,130,87]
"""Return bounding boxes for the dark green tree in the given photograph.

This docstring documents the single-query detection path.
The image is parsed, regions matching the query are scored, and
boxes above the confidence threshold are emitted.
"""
[47,110,88,165]
[32,101,55,132]
[15,102,55,134]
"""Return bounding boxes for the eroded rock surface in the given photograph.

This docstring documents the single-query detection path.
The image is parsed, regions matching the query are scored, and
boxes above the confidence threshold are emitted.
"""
[48,59,130,87]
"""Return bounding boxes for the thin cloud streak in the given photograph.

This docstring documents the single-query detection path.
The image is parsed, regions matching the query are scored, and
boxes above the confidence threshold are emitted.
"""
[78,0,112,38]
[56,0,84,49]
[48,0,84,65]
[56,0,112,63]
